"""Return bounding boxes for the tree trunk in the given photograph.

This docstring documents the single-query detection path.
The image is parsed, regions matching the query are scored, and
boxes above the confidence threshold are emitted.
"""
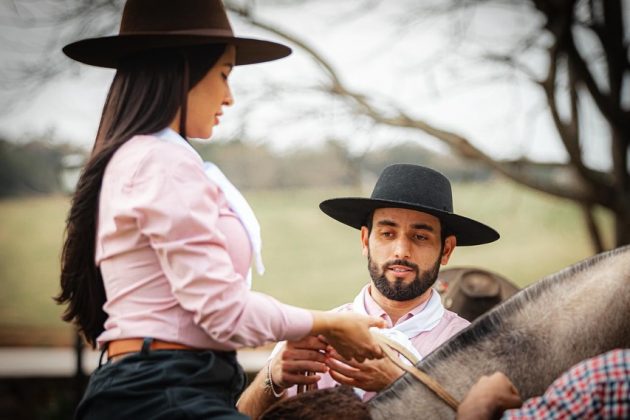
[614,203,630,247]
[582,204,604,254]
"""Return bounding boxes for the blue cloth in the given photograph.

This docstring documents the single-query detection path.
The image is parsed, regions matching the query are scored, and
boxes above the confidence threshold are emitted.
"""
[76,349,247,419]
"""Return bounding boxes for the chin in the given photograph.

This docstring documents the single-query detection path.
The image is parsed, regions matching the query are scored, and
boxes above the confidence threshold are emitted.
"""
[188,128,213,141]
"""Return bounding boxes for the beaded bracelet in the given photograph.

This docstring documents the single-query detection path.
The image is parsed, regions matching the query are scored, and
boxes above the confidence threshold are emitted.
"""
[264,362,286,398]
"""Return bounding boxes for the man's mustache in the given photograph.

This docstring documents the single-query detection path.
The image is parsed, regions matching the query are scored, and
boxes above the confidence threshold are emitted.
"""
[384,259,419,271]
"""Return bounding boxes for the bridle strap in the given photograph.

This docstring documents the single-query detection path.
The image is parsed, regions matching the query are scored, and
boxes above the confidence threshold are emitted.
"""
[372,331,460,411]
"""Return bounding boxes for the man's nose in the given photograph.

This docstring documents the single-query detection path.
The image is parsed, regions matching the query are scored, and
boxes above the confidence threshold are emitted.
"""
[393,237,411,259]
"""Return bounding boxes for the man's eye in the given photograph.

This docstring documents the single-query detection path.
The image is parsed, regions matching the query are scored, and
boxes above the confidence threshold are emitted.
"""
[414,234,427,241]
[381,231,393,238]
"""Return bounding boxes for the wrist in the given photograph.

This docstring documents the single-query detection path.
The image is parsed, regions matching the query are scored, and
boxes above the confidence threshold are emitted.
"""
[264,362,286,399]
[310,311,334,336]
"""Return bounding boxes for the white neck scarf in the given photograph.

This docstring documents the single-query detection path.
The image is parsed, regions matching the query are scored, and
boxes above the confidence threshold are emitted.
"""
[351,284,444,398]
[352,284,445,358]
[153,128,264,288]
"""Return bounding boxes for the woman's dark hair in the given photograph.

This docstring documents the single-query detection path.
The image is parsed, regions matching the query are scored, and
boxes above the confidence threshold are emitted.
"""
[55,44,226,347]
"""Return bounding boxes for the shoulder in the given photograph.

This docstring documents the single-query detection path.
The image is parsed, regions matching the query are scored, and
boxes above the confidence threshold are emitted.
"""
[121,134,202,167]
[111,135,207,184]
[441,309,470,332]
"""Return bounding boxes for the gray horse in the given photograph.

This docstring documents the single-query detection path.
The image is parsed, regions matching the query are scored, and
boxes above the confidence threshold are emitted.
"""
[261,246,630,419]
[370,245,630,419]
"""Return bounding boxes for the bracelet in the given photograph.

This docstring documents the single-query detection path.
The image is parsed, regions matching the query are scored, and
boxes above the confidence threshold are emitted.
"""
[264,362,286,398]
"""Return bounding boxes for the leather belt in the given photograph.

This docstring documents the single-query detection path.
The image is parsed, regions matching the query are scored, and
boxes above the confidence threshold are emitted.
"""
[107,338,196,359]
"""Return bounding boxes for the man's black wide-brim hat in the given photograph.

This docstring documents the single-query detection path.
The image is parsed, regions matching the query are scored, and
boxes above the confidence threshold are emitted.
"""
[62,0,291,68]
[320,164,499,246]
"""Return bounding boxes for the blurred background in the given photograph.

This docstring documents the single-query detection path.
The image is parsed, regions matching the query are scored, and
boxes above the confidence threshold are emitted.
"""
[0,0,628,418]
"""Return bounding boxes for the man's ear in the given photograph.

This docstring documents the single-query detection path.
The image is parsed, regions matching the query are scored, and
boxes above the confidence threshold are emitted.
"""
[441,235,457,265]
[360,226,369,257]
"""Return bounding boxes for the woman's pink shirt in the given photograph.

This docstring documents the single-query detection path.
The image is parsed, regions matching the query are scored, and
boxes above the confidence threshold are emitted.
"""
[95,135,312,350]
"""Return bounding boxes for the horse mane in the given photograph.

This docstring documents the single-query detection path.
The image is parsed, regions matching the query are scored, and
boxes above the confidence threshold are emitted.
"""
[421,245,630,370]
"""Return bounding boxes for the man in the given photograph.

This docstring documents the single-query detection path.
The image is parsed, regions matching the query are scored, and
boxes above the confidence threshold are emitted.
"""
[238,164,499,417]
[457,348,630,419]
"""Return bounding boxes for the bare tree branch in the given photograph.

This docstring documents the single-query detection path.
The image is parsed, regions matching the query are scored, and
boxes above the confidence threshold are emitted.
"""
[229,4,608,206]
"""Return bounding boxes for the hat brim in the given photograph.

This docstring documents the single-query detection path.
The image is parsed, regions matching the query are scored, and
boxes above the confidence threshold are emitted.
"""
[63,33,291,68]
[319,197,499,246]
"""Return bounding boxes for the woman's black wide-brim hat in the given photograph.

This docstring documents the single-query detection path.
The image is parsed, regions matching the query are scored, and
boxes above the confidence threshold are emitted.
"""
[62,0,291,68]
[320,164,499,246]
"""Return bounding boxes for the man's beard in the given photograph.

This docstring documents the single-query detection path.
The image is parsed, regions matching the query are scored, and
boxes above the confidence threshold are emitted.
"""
[368,251,441,302]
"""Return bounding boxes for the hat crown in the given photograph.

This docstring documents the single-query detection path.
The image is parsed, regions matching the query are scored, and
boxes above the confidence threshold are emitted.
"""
[120,0,233,35]
[371,164,453,213]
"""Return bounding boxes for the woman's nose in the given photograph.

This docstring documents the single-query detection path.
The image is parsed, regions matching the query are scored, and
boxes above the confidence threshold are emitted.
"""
[224,85,234,106]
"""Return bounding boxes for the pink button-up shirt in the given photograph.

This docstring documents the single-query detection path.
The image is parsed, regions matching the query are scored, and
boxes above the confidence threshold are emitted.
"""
[95,134,312,350]
[283,285,469,400]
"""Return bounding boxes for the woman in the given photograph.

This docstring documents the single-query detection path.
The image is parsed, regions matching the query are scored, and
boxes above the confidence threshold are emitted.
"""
[56,0,384,418]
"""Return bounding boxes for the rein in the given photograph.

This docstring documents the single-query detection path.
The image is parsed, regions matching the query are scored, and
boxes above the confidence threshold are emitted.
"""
[371,331,460,411]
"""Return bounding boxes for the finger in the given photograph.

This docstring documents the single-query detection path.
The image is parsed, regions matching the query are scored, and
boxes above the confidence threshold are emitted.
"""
[282,348,327,363]
[503,394,523,409]
[281,360,328,374]
[288,336,329,351]
[327,349,363,369]
[326,358,364,379]
[352,352,366,363]
[281,373,322,386]
[363,342,383,360]
[329,369,358,387]
[368,316,387,329]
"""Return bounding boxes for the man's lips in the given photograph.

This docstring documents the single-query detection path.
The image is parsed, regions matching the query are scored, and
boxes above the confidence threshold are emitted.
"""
[388,265,413,273]
[386,265,417,279]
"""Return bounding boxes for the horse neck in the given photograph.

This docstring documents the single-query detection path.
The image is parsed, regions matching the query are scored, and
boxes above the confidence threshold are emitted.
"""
[370,245,630,419]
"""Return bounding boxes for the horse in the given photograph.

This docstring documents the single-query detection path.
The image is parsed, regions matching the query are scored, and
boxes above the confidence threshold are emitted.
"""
[261,245,630,419]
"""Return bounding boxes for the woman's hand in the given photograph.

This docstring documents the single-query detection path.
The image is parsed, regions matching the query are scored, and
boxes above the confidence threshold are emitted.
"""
[310,311,385,362]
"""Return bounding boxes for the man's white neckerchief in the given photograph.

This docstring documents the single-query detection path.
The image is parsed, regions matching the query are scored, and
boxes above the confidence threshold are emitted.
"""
[351,284,444,398]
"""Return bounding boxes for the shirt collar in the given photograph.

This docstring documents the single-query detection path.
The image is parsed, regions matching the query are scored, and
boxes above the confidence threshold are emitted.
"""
[364,284,433,327]
[153,127,201,160]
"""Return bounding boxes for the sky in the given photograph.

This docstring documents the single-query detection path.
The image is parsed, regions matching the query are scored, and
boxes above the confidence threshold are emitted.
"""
[0,0,620,170]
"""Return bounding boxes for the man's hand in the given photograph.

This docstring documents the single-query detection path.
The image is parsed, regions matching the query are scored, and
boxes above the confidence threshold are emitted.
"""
[311,311,385,362]
[457,372,522,420]
[325,348,404,392]
[270,335,329,389]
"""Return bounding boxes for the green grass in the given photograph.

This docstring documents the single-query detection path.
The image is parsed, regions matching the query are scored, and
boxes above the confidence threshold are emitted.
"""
[0,179,614,345]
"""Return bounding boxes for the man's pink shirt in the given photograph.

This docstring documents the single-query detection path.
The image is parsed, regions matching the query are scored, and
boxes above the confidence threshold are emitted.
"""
[284,286,470,400]
[95,135,312,350]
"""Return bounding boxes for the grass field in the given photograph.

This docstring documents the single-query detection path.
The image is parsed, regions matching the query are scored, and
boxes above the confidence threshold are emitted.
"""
[0,179,613,346]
